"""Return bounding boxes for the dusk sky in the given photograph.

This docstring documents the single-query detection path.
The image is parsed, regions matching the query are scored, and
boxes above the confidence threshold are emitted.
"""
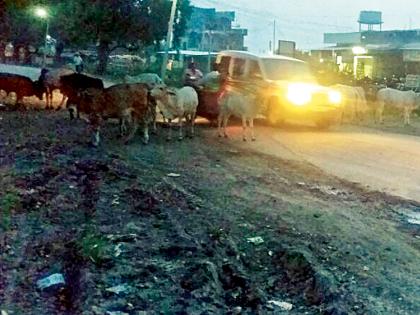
[191,0,420,52]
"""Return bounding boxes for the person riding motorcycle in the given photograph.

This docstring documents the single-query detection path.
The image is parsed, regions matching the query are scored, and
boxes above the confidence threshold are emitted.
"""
[183,61,203,88]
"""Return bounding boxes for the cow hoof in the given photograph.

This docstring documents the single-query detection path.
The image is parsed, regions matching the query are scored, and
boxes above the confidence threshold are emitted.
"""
[224,134,228,138]
[251,138,256,142]
[178,137,183,141]
[166,138,171,142]
[243,138,247,142]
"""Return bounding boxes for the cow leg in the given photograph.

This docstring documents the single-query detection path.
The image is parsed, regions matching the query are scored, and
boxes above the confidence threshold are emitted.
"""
[242,116,247,141]
[58,94,67,109]
[142,124,150,144]
[124,116,139,145]
[404,108,411,125]
[151,106,158,135]
[250,118,256,141]
[89,115,103,147]
[16,96,25,110]
[45,90,50,109]
[190,112,196,138]
[178,116,183,141]
[223,115,229,138]
[376,102,384,124]
[217,114,224,138]
[167,119,172,141]
[119,118,125,137]
[68,105,76,120]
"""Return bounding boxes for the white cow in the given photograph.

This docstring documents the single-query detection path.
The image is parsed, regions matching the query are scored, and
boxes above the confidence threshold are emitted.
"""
[376,88,420,125]
[150,85,199,140]
[332,84,368,123]
[354,86,369,120]
[217,90,258,141]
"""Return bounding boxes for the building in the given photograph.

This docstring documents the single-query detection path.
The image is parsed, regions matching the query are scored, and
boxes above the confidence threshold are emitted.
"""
[312,11,420,80]
[181,7,248,52]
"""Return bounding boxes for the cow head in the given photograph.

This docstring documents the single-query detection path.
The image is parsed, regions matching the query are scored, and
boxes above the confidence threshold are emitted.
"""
[150,84,169,100]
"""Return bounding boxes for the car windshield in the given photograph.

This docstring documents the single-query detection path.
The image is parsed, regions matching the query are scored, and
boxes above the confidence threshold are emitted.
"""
[262,59,315,81]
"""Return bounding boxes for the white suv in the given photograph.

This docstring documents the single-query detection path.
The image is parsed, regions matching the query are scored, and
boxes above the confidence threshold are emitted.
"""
[214,50,342,128]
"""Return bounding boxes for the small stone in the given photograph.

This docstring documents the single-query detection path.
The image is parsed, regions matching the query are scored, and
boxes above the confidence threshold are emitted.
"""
[167,173,181,178]
[105,283,130,295]
[232,306,242,314]
[363,266,369,271]
[268,300,293,311]
[247,236,264,245]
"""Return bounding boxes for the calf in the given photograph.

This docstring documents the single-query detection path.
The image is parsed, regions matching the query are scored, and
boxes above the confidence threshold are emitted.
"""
[78,83,152,146]
[376,88,420,125]
[217,90,258,141]
[124,73,164,133]
[0,73,44,108]
[59,73,104,119]
[150,85,199,140]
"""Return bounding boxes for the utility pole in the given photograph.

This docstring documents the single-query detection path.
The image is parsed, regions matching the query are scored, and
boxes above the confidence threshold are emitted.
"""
[207,30,212,73]
[43,20,49,68]
[161,0,178,80]
[273,19,276,54]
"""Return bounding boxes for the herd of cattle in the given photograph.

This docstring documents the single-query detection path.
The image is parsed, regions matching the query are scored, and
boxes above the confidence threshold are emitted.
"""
[0,69,420,146]
[0,68,264,144]
[334,83,420,125]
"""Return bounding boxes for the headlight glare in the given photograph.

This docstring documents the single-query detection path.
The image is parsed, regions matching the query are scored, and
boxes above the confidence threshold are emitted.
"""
[328,90,342,104]
[287,83,313,106]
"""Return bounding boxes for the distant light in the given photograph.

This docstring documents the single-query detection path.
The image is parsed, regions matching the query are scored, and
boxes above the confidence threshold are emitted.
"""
[319,58,324,63]
[35,7,48,19]
[352,46,367,55]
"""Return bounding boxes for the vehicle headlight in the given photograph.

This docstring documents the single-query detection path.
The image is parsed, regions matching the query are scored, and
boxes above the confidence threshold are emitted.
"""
[287,83,313,106]
[328,90,342,104]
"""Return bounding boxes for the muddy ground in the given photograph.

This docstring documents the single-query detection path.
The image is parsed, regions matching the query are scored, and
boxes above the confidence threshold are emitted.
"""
[0,110,419,315]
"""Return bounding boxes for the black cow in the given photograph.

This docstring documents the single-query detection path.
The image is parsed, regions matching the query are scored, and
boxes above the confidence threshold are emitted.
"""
[0,73,44,108]
[59,73,104,119]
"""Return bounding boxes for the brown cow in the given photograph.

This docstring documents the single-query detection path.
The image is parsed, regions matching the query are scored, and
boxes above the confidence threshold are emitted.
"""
[0,73,44,108]
[78,83,152,146]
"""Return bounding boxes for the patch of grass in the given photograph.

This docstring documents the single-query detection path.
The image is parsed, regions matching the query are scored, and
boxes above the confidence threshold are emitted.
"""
[78,228,110,265]
[1,190,20,231]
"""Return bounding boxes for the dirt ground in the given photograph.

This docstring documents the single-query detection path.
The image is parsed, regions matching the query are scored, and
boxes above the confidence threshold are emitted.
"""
[0,110,419,315]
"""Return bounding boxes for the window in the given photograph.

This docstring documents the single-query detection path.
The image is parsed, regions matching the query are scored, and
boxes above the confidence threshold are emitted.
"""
[218,56,231,75]
[232,58,246,78]
[248,60,263,79]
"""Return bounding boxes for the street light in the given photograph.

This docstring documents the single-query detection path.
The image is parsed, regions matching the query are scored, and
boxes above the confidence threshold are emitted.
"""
[35,7,49,67]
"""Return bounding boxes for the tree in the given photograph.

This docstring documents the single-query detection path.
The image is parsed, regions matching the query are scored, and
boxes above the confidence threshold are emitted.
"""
[1,0,192,74]
[54,0,192,74]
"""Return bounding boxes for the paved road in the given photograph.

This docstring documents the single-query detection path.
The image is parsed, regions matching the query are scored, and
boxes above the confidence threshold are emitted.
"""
[229,124,420,202]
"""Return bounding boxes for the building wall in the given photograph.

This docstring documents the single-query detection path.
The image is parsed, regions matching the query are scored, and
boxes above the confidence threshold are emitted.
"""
[181,7,248,52]
[320,29,420,79]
